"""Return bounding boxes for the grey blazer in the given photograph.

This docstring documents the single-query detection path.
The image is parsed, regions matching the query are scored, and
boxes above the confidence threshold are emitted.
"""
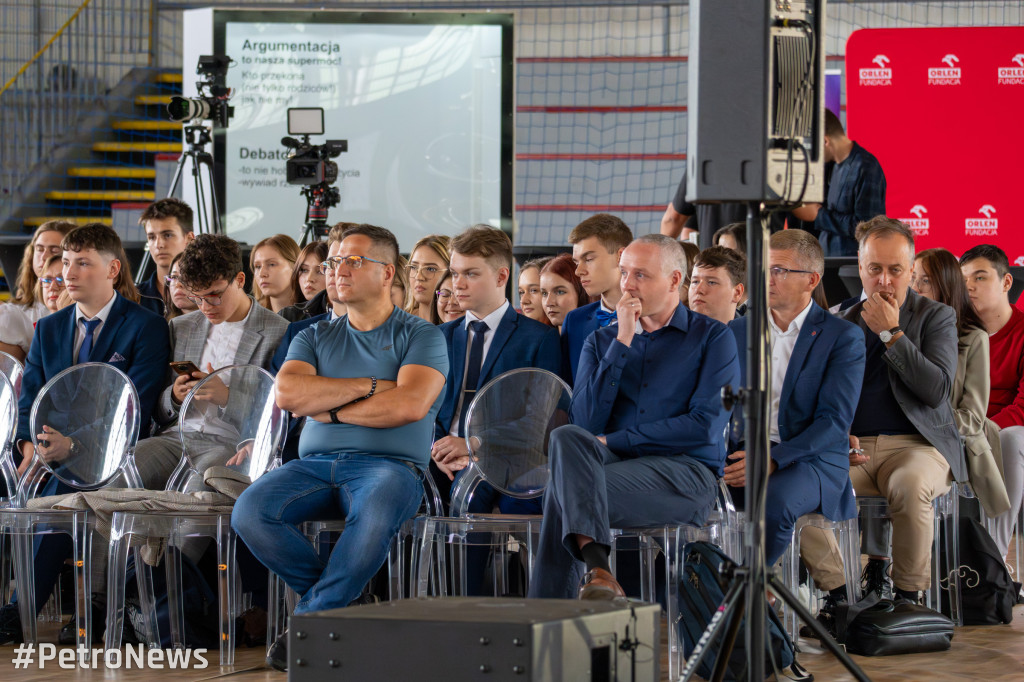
[155,298,288,427]
[840,288,967,482]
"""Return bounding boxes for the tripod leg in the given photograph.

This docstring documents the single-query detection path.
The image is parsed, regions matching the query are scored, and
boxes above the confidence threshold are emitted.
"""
[710,587,746,682]
[767,573,871,682]
[679,572,747,682]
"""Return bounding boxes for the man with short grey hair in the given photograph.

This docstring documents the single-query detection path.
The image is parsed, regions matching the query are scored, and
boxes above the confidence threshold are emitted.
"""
[528,236,739,599]
[801,216,963,624]
[726,229,864,616]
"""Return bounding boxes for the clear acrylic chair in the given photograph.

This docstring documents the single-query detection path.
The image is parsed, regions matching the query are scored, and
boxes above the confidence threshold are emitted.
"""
[0,373,19,605]
[780,513,862,642]
[0,362,142,649]
[856,483,963,625]
[416,368,571,598]
[103,365,285,665]
[0,351,24,398]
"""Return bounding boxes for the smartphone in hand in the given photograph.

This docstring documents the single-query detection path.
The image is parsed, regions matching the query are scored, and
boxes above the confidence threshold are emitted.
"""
[170,360,202,376]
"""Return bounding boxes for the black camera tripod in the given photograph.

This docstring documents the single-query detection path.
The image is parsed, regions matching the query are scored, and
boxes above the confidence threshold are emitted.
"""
[135,125,222,285]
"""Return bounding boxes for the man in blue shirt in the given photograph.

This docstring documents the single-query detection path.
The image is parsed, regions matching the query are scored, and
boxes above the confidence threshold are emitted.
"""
[528,234,740,599]
[793,109,887,257]
[232,224,448,671]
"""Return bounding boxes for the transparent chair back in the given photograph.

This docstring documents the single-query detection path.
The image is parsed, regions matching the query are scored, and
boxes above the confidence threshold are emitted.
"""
[0,372,19,504]
[0,351,23,397]
[173,364,285,491]
[22,362,141,499]
[451,368,571,515]
[0,372,14,605]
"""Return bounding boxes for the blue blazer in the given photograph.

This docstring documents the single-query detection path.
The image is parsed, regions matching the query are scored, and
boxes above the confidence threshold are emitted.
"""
[728,302,865,520]
[561,301,601,383]
[271,312,330,375]
[17,293,171,448]
[434,305,562,440]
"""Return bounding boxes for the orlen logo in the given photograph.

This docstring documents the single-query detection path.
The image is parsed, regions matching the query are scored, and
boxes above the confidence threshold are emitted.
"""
[928,54,961,85]
[903,205,929,236]
[998,53,1024,84]
[965,204,998,236]
[859,55,892,86]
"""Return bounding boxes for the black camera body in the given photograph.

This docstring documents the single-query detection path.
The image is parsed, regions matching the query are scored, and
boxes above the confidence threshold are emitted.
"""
[283,139,348,186]
[167,55,235,128]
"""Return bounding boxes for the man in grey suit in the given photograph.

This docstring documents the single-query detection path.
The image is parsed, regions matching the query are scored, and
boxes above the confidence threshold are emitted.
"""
[134,234,288,490]
[803,216,964,621]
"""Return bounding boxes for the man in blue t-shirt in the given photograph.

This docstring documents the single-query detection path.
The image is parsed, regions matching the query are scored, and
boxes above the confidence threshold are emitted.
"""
[232,224,448,672]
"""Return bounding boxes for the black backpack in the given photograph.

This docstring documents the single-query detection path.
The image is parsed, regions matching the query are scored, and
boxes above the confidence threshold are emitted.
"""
[940,516,1018,625]
[678,541,796,681]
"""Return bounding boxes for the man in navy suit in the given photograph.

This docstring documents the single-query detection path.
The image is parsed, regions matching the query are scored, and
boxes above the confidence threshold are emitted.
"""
[560,214,633,383]
[15,223,170,472]
[1,222,169,644]
[136,198,195,316]
[725,230,865,611]
[432,225,562,491]
[430,226,560,594]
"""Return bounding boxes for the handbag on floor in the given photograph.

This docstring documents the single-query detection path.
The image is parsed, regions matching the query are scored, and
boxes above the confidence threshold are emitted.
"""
[834,592,953,657]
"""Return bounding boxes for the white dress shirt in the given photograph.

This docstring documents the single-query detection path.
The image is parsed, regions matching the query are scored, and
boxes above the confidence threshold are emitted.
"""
[448,300,510,436]
[767,300,813,443]
[73,292,117,363]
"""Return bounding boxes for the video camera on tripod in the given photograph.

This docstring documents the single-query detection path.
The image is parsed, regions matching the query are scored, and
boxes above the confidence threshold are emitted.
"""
[167,55,235,129]
[282,107,348,242]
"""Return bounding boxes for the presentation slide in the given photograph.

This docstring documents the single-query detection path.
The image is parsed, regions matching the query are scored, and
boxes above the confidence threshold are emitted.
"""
[217,14,511,249]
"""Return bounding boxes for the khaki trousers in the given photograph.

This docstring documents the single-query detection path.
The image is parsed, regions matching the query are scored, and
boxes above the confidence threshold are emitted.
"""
[801,434,951,592]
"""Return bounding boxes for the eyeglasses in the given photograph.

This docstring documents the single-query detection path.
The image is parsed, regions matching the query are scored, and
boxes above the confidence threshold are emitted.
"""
[318,255,389,275]
[910,274,931,289]
[40,276,65,287]
[408,264,445,277]
[768,266,815,281]
[164,274,179,287]
[184,286,229,307]
[435,289,454,300]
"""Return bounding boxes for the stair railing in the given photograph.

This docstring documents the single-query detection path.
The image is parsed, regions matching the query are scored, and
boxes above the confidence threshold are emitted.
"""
[0,0,155,221]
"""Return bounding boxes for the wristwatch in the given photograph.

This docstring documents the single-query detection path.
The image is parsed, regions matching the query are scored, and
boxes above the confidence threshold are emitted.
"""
[879,326,902,344]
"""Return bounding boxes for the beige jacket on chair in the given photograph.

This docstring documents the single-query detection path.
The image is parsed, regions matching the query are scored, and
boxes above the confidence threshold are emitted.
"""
[954,327,1010,516]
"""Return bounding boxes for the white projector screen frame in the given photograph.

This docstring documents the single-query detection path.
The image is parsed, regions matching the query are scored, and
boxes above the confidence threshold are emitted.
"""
[182,9,514,249]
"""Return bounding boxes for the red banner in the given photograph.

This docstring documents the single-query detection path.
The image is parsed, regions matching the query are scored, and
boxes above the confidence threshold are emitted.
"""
[846,27,1024,264]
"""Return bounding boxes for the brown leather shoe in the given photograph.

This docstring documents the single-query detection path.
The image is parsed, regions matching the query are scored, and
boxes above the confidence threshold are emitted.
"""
[578,567,626,600]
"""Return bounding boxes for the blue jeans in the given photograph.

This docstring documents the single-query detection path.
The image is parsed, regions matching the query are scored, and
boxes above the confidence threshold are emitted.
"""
[231,453,423,614]
[528,425,718,599]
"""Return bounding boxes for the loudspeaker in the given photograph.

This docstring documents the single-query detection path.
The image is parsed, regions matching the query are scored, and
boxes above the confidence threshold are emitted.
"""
[289,597,661,681]
[687,0,826,204]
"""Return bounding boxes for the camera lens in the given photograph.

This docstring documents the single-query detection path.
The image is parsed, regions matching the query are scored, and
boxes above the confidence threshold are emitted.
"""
[167,96,212,123]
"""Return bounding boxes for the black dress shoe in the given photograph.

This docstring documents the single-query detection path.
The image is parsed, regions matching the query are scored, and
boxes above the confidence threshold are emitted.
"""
[0,603,23,645]
[799,594,840,640]
[57,602,106,646]
[267,629,288,672]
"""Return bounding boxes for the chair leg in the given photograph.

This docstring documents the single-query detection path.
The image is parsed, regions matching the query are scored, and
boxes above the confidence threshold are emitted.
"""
[164,544,187,649]
[215,524,238,666]
[72,514,93,651]
[135,547,161,649]
[12,530,38,643]
[105,533,132,650]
